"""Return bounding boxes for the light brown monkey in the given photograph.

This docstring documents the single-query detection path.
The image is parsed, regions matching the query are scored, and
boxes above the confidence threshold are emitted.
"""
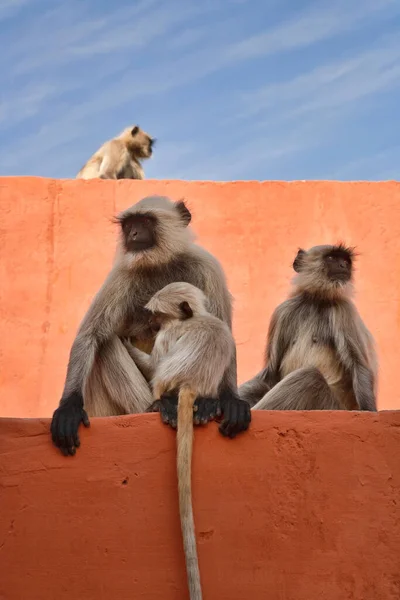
[50,195,250,456]
[239,244,378,411]
[129,281,235,600]
[76,125,155,180]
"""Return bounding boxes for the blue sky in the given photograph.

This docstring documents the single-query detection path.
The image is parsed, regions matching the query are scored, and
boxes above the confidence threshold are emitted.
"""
[1,0,400,181]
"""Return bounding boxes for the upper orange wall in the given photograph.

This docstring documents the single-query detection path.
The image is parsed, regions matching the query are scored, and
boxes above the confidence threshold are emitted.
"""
[1,177,399,417]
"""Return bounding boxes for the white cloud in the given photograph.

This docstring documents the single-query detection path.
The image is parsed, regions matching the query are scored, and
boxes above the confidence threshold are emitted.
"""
[1,0,400,179]
[223,0,400,62]
[237,38,400,123]
[0,0,35,21]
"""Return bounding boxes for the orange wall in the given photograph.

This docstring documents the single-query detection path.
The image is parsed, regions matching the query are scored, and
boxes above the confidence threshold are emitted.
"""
[1,411,399,600]
[1,177,400,417]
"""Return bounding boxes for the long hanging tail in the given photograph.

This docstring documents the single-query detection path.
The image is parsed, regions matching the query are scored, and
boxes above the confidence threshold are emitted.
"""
[177,385,203,600]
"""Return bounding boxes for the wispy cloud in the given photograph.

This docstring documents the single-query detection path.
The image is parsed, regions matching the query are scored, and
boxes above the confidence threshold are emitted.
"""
[224,0,400,62]
[0,0,34,22]
[236,37,400,123]
[0,0,399,180]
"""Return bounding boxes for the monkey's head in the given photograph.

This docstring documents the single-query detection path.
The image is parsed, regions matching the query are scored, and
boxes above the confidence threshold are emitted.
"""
[145,282,208,325]
[292,243,356,299]
[115,196,194,268]
[119,125,155,159]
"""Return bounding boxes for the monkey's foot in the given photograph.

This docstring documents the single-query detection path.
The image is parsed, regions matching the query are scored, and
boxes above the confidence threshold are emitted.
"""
[149,394,178,428]
[218,392,251,439]
[193,397,221,425]
[50,394,90,456]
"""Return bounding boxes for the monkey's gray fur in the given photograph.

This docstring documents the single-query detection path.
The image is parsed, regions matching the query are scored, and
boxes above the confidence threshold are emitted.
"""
[51,195,250,456]
[240,244,378,412]
[130,281,235,600]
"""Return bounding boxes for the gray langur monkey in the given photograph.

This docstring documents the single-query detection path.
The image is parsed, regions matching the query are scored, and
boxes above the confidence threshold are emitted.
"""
[76,125,155,180]
[128,281,235,600]
[50,195,250,456]
[239,244,378,411]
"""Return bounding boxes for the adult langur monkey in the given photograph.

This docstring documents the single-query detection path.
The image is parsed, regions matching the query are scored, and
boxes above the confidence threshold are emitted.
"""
[76,125,154,180]
[51,196,250,456]
[128,282,236,600]
[239,244,378,411]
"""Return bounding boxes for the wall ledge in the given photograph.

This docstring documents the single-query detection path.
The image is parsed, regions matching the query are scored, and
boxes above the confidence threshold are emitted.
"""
[1,411,399,599]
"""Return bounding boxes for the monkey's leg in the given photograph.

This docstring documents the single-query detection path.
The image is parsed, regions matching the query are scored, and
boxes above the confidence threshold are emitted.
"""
[149,392,179,428]
[193,397,221,425]
[239,371,272,407]
[122,339,153,381]
[252,367,341,410]
[85,336,154,416]
[149,394,222,429]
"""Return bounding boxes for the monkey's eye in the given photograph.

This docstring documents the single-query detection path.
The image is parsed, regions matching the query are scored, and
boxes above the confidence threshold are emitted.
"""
[143,217,153,227]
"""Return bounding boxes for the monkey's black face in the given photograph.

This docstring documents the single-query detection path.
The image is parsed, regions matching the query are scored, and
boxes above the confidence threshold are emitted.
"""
[148,313,163,333]
[121,214,156,252]
[324,249,352,282]
[148,137,156,155]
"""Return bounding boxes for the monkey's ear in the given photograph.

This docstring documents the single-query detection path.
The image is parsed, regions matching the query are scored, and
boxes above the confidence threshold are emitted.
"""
[179,301,193,319]
[293,248,306,272]
[175,200,192,226]
[131,126,139,136]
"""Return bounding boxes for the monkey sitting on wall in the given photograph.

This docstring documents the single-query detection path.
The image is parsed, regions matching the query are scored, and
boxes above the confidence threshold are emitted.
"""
[127,281,236,600]
[239,244,378,411]
[50,195,250,456]
[76,125,155,180]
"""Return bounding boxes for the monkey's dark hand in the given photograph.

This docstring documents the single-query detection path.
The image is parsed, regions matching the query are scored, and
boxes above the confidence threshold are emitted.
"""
[193,397,221,425]
[149,393,178,428]
[218,388,251,439]
[50,392,90,456]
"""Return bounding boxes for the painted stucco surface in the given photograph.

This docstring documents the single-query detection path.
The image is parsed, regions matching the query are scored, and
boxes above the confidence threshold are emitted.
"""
[1,179,400,599]
[1,411,399,600]
[1,177,399,417]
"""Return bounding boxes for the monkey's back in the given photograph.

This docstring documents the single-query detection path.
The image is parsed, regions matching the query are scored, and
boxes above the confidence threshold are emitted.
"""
[76,139,129,179]
[153,315,234,398]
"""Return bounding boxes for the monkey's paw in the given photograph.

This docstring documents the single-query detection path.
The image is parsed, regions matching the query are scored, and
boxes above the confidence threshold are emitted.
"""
[218,393,251,439]
[193,397,221,425]
[50,394,90,457]
[149,394,178,428]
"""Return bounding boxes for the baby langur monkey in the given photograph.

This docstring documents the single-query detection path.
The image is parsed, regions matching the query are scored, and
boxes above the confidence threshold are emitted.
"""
[240,243,378,411]
[129,281,235,600]
[76,125,155,180]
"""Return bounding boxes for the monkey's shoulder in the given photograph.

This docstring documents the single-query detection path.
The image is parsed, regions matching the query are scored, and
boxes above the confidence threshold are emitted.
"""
[278,295,349,321]
[170,316,233,359]
[145,248,224,292]
[276,296,344,343]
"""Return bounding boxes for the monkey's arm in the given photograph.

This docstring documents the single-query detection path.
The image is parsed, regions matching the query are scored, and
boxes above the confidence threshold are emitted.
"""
[130,159,145,180]
[263,304,291,384]
[98,140,128,179]
[352,363,376,411]
[240,305,288,405]
[200,252,251,437]
[238,370,271,407]
[51,270,132,454]
[122,340,153,381]
[335,309,377,412]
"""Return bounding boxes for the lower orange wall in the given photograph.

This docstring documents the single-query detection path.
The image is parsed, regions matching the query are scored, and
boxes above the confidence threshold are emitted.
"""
[1,412,399,599]
[1,177,400,417]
